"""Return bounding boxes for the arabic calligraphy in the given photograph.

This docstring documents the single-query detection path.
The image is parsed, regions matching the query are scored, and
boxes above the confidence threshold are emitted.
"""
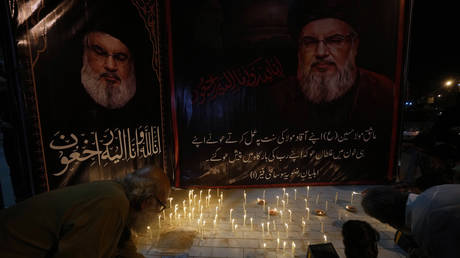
[249,167,320,181]
[192,56,285,104]
[191,127,377,148]
[49,125,161,176]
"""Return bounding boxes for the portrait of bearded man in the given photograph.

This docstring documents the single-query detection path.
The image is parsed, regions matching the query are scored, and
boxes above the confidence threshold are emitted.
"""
[81,31,137,110]
[269,0,394,130]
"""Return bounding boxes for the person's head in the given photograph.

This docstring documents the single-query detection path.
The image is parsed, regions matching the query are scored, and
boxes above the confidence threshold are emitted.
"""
[289,0,359,104]
[81,31,136,109]
[361,186,409,230]
[118,166,171,230]
[342,220,379,258]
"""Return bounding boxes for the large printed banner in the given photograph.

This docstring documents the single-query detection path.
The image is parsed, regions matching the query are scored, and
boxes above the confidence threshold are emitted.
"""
[169,0,404,187]
[15,0,165,190]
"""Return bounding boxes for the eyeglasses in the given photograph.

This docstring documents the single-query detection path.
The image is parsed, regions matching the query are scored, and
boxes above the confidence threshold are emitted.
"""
[299,33,356,51]
[154,196,167,212]
[85,38,129,63]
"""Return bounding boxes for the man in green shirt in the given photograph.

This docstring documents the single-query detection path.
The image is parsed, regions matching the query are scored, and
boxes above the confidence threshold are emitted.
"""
[0,166,170,258]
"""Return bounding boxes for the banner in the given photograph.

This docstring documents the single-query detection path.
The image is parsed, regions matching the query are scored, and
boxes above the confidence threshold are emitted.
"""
[14,0,165,190]
[169,0,404,187]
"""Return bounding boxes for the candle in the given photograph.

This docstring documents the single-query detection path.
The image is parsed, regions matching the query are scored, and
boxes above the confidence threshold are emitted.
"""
[306,207,310,220]
[262,222,265,237]
[283,241,286,253]
[285,223,289,238]
[263,190,266,200]
[335,192,338,204]
[215,206,218,216]
[283,188,286,198]
[302,219,306,234]
[202,220,206,238]
[229,208,233,222]
[282,200,286,211]
[286,193,289,205]
[198,200,201,210]
[200,190,203,201]
[243,214,247,226]
[234,224,238,232]
[276,195,280,208]
[267,221,270,234]
[188,212,192,223]
[194,194,197,206]
[273,220,277,231]
[267,206,270,219]
[217,188,219,197]
[213,219,216,230]
[316,193,320,205]
[168,197,173,209]
[231,218,235,231]
[169,213,173,223]
[184,206,187,217]
[277,237,280,250]
[158,215,161,229]
[307,186,310,199]
[162,210,166,220]
[174,204,179,219]
[208,188,211,197]
[244,190,247,204]
[304,198,308,209]
[280,210,284,221]
[147,226,152,239]
[323,234,327,243]
[250,217,253,231]
[291,241,296,256]
[294,189,297,200]
[263,242,266,249]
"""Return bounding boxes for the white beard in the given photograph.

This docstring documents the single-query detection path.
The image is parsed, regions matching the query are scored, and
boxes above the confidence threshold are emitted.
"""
[81,54,136,109]
[297,51,357,104]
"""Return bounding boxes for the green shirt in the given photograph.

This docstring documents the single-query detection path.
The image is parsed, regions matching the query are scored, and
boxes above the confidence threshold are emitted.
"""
[0,181,143,258]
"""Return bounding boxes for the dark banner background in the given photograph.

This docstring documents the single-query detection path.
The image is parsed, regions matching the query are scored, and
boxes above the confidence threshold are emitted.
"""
[169,0,403,187]
[14,0,166,190]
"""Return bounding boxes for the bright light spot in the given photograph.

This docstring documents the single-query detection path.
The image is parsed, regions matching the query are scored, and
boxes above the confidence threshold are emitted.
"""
[437,94,442,98]
[445,80,453,86]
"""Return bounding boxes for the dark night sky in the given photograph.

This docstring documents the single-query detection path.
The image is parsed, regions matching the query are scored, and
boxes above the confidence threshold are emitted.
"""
[408,1,460,97]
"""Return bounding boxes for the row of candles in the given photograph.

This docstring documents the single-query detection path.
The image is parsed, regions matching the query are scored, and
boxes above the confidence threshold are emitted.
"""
[151,187,361,255]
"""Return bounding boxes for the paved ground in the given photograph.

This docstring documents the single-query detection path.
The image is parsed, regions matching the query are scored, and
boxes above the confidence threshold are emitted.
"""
[137,185,406,257]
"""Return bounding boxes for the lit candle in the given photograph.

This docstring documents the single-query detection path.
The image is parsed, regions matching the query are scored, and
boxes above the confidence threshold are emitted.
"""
[285,223,289,238]
[280,210,284,221]
[307,186,310,199]
[229,208,233,222]
[282,200,286,211]
[306,207,310,220]
[200,190,203,201]
[218,199,221,208]
[232,218,235,231]
[276,195,280,208]
[208,188,211,197]
[288,209,292,222]
[286,193,289,205]
[162,210,166,220]
[283,188,286,198]
[291,241,296,256]
[304,198,308,209]
[213,219,216,230]
[168,197,173,209]
[294,189,297,200]
[262,222,265,237]
[174,204,179,219]
[263,242,267,249]
[323,234,327,243]
[169,212,173,223]
[158,215,161,229]
[198,200,201,210]
[234,224,238,232]
[194,194,197,206]
[183,206,187,217]
[316,193,320,205]
[147,226,152,239]
[243,214,246,226]
[215,206,218,216]
[188,212,192,223]
[250,217,253,231]
[178,214,181,225]
[263,190,266,200]
[267,221,270,234]
[277,237,280,250]
[267,206,270,219]
[335,192,338,204]
[244,190,247,204]
[202,220,206,239]
[302,219,306,234]
[283,241,286,253]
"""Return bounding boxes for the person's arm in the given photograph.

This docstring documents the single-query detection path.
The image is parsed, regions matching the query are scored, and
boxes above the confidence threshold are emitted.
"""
[54,206,126,258]
[115,238,145,258]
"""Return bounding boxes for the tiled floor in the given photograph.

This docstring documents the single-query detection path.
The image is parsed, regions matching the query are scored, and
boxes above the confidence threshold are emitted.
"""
[137,185,406,257]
